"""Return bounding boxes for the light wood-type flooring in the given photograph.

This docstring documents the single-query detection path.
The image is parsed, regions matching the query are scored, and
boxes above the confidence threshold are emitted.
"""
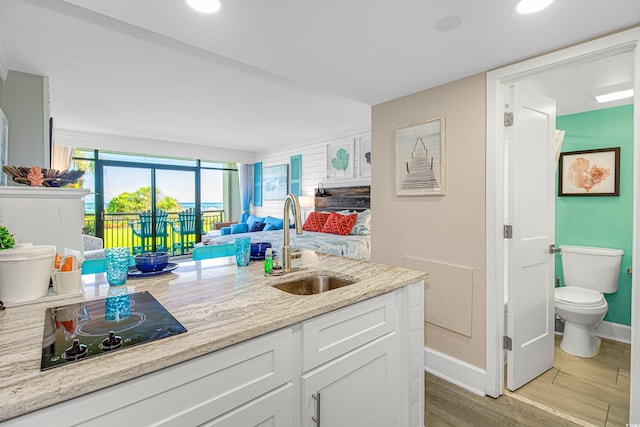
[425,336,630,426]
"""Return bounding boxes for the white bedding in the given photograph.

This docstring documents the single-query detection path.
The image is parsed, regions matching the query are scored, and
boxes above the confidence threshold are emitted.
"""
[206,229,370,260]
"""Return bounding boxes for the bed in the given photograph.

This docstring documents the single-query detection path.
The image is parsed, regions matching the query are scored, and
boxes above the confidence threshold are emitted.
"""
[205,186,371,260]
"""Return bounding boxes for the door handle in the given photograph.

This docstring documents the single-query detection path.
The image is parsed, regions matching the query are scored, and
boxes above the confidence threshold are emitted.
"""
[549,245,561,254]
[312,391,321,426]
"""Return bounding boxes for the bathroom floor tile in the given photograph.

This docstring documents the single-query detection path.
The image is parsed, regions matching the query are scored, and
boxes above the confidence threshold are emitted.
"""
[512,336,630,427]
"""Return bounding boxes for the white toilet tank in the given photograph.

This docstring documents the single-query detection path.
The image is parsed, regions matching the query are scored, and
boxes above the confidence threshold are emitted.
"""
[560,245,623,293]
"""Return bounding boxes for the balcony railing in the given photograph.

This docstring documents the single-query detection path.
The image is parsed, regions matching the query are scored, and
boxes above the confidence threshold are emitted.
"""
[83,209,225,255]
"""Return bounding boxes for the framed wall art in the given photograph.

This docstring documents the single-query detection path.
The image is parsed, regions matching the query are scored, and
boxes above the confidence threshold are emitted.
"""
[395,117,445,196]
[358,135,371,177]
[263,164,289,200]
[327,139,354,179]
[558,147,620,196]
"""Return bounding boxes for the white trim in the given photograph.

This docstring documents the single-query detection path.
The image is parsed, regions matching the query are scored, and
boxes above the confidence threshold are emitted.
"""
[486,26,640,415]
[424,347,486,397]
[0,42,7,81]
[631,40,640,423]
[596,320,632,344]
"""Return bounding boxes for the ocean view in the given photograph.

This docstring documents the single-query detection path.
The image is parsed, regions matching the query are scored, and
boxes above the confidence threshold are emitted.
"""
[84,201,223,213]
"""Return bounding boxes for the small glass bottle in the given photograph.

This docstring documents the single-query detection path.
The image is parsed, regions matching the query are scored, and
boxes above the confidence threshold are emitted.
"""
[264,248,273,275]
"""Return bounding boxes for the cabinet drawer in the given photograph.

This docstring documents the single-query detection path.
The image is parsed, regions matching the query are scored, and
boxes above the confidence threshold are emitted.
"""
[302,291,396,371]
[203,383,293,427]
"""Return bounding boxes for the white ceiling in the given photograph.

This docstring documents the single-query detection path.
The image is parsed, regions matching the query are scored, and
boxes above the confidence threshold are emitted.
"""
[0,0,639,157]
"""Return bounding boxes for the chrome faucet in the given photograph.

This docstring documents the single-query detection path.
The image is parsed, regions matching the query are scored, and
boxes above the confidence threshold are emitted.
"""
[282,193,303,272]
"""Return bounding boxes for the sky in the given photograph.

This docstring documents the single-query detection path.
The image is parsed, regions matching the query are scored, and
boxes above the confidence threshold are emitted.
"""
[83,167,223,203]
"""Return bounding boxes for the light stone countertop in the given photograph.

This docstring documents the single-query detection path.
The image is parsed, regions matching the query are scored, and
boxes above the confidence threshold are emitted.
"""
[0,250,426,422]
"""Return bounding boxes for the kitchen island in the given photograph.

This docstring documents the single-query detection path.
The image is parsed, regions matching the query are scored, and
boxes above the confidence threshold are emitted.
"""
[0,251,425,426]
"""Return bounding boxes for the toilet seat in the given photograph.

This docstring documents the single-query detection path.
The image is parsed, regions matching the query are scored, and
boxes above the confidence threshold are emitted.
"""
[555,286,605,307]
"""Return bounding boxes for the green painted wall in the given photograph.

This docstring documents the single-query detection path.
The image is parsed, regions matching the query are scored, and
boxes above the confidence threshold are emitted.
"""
[555,104,633,326]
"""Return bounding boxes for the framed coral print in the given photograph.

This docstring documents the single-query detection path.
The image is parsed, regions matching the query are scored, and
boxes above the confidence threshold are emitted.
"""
[558,147,620,196]
[263,164,289,200]
[395,117,445,196]
[358,136,371,177]
[327,139,354,179]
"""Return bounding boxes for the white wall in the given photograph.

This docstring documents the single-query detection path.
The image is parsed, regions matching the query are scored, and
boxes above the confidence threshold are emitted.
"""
[253,132,371,219]
[372,74,487,369]
[2,70,50,170]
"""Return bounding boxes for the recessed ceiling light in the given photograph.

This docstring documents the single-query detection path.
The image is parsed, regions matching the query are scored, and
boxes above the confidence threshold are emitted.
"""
[516,0,553,14]
[186,0,221,14]
[435,15,463,32]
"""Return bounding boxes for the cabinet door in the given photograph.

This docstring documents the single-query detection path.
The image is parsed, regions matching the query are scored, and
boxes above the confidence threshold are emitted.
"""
[204,384,293,427]
[301,333,397,427]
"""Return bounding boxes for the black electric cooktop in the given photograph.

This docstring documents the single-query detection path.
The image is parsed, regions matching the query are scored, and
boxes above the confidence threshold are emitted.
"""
[41,290,187,370]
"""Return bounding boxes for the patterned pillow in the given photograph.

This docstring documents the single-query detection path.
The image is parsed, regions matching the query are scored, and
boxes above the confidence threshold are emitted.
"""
[303,212,330,232]
[321,212,357,236]
[350,209,371,235]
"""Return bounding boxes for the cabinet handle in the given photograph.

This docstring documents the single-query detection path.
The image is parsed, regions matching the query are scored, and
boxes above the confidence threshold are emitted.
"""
[312,391,321,426]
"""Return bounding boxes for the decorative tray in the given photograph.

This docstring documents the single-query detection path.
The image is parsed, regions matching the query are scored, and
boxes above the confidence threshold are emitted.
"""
[128,263,179,278]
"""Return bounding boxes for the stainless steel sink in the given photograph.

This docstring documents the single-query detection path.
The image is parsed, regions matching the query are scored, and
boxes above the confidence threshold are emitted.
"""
[272,273,358,295]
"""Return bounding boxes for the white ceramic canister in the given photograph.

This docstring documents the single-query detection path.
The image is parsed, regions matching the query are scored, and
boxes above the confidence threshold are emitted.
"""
[0,243,56,303]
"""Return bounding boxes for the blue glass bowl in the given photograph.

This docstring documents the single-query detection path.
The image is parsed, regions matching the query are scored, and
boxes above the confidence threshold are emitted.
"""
[134,252,169,272]
[250,242,272,259]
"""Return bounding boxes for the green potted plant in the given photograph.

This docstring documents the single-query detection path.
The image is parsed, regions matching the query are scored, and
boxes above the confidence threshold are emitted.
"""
[0,225,15,250]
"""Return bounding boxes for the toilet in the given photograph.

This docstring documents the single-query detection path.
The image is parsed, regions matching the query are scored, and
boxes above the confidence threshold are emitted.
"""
[555,245,623,358]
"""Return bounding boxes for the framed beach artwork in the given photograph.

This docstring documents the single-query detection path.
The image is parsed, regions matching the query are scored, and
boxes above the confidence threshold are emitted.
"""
[395,117,445,196]
[358,135,371,177]
[0,109,7,186]
[558,147,620,196]
[263,164,289,200]
[327,139,354,179]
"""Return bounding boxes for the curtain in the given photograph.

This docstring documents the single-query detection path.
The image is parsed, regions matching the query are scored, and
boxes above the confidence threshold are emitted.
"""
[51,145,73,170]
[238,163,253,223]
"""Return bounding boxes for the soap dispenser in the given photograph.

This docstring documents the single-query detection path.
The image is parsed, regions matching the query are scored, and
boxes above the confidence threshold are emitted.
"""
[264,248,273,275]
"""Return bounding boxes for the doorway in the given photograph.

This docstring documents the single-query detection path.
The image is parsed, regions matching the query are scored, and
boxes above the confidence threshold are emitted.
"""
[485,27,640,422]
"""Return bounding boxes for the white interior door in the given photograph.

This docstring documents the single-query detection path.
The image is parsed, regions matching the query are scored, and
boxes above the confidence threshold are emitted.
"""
[506,85,557,391]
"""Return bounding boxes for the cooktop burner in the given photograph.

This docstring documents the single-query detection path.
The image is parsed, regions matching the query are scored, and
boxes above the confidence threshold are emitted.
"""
[41,290,187,370]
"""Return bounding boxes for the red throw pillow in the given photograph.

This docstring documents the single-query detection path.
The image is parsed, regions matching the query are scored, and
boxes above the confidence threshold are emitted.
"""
[321,212,357,236]
[303,212,330,232]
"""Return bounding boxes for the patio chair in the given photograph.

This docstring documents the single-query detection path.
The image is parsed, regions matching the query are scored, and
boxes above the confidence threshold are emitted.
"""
[171,208,198,255]
[128,209,169,254]
[192,243,235,260]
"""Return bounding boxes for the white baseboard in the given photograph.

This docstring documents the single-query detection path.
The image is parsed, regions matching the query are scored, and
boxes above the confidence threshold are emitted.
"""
[596,320,631,344]
[424,347,486,397]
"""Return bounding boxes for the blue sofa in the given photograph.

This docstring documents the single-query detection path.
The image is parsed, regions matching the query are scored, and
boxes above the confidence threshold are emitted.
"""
[220,215,289,235]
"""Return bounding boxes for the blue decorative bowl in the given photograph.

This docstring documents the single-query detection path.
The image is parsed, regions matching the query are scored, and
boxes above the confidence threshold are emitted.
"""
[134,252,169,272]
[250,242,272,259]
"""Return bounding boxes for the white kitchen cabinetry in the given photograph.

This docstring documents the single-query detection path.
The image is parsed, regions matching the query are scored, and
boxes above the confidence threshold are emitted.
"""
[5,328,294,426]
[301,290,398,427]
[302,334,397,427]
[4,281,424,426]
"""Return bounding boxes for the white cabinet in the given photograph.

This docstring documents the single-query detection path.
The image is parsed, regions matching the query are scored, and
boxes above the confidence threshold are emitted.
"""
[5,328,294,426]
[302,333,396,427]
[300,290,398,426]
[5,281,424,426]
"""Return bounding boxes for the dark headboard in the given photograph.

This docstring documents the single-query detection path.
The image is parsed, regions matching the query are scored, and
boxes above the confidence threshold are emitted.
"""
[314,186,370,212]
